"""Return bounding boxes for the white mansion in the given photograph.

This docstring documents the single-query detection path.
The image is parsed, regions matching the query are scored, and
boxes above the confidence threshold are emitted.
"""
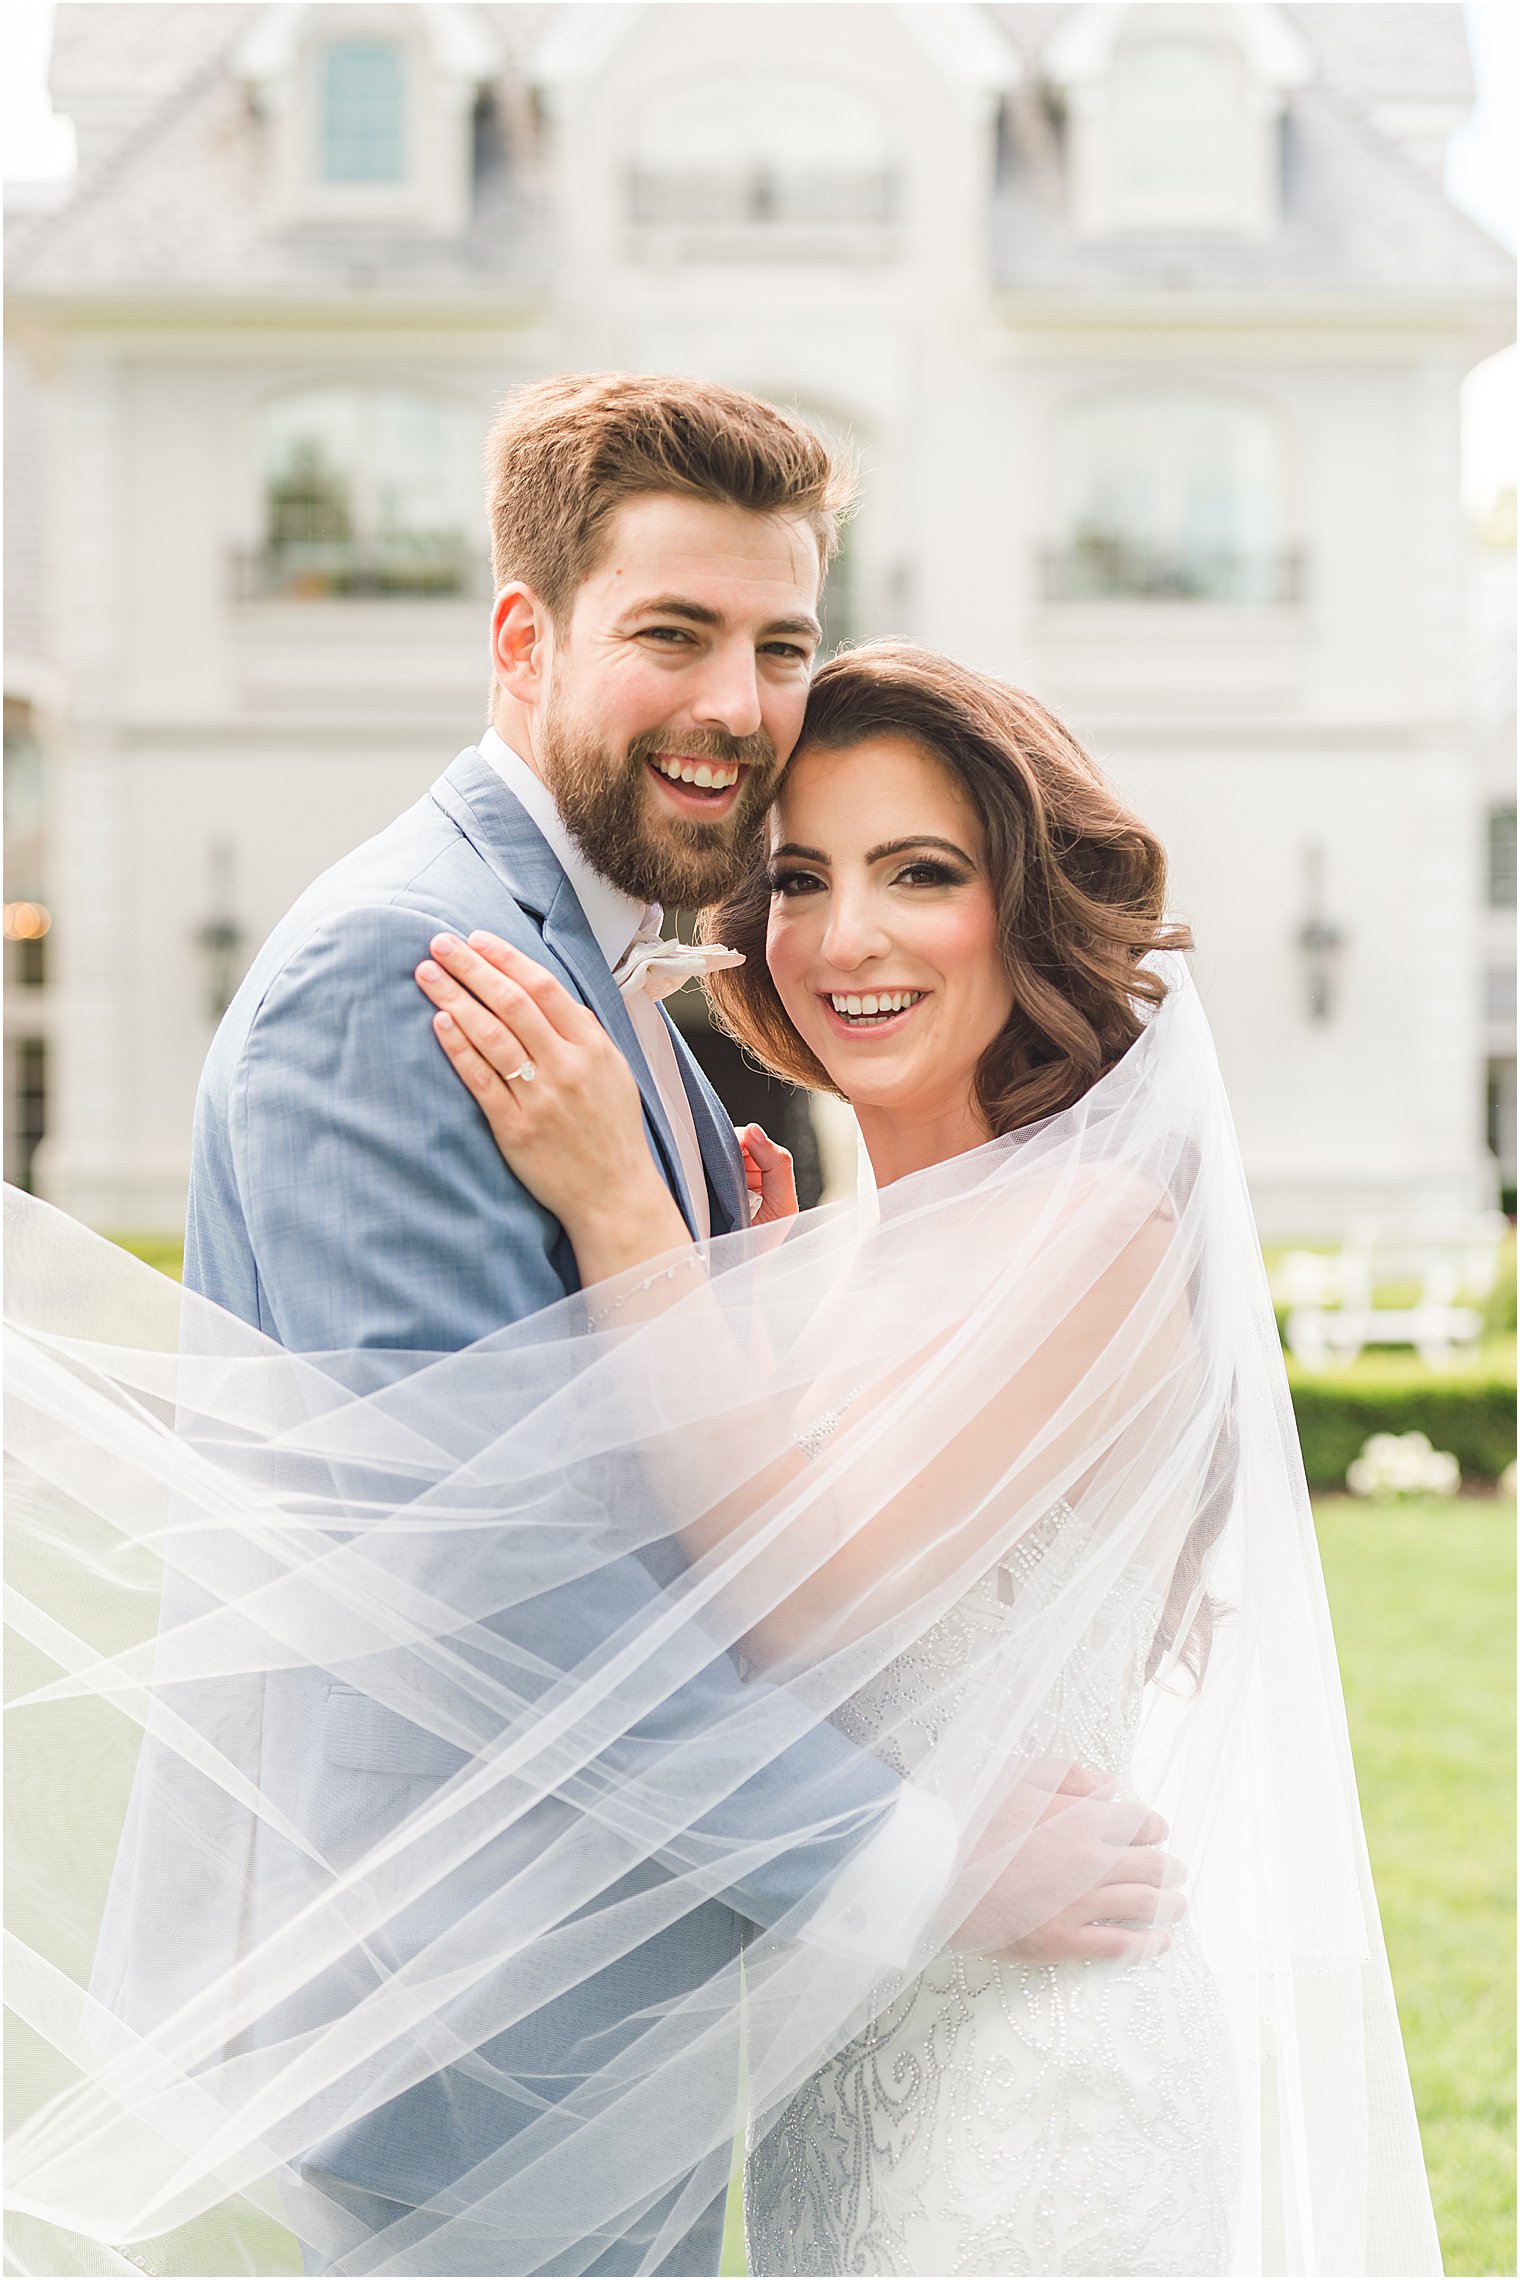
[4,0,1514,1234]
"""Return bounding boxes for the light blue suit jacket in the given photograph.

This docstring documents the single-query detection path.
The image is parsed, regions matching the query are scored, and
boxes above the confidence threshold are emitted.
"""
[180,749,898,2273]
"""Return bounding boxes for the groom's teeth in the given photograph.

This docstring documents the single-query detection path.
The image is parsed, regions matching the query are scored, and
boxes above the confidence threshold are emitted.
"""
[651,755,739,789]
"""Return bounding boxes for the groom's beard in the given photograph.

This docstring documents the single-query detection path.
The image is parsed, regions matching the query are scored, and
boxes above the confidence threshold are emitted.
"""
[540,699,781,908]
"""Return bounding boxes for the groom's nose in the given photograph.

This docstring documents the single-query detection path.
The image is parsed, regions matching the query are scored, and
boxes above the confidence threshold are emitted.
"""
[689,642,764,740]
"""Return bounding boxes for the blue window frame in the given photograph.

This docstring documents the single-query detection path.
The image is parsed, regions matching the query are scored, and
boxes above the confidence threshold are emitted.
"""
[320,42,405,184]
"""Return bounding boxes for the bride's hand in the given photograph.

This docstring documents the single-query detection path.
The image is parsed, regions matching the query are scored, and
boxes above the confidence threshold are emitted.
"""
[416,931,674,1244]
[738,1124,798,1225]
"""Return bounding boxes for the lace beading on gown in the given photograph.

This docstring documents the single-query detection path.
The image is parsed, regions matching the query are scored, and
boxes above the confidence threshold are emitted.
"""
[746,1506,1237,2278]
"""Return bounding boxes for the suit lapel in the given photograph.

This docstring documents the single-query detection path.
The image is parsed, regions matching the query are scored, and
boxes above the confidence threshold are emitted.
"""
[664,1019,748,1237]
[430,752,702,1238]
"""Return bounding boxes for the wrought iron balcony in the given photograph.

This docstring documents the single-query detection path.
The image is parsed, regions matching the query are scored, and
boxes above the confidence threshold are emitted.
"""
[627,166,896,230]
[1041,540,1305,606]
[232,535,488,601]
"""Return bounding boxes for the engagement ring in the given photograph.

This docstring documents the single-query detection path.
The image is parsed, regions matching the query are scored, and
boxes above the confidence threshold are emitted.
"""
[510,1061,536,1084]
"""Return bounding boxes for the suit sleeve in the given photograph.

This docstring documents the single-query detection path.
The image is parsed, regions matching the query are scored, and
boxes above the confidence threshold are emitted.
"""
[227,899,913,1938]
[231,901,575,1352]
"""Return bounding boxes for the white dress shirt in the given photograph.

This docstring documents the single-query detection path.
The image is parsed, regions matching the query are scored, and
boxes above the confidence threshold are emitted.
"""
[474,727,958,1968]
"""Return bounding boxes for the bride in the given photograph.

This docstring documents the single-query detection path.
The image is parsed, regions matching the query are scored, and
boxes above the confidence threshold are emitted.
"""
[6,644,1438,2278]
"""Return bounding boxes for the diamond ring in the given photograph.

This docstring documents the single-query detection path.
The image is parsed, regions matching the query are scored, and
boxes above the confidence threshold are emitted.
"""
[510,1061,536,1084]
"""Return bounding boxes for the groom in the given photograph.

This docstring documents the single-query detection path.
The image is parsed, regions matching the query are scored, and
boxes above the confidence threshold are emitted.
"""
[185,373,1177,2273]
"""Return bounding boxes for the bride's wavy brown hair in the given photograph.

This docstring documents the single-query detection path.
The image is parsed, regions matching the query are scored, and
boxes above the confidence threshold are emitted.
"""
[704,642,1222,1685]
[701,641,1193,1131]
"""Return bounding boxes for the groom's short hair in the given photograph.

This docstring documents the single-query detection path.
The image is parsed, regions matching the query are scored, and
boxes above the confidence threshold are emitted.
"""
[485,373,853,621]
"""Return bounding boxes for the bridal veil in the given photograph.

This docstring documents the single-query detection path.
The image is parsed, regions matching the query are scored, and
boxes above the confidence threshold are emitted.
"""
[5,958,1440,2275]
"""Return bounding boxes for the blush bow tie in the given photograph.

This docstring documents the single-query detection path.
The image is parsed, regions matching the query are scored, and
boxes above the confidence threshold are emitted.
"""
[613,920,745,1005]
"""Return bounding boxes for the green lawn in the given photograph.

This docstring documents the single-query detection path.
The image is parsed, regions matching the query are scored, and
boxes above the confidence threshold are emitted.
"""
[1317,1494,1516,2279]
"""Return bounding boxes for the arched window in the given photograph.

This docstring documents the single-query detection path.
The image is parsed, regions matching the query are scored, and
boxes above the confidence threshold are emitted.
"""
[252,387,479,598]
[1051,391,1292,604]
[629,76,893,231]
[1104,33,1253,227]
[320,41,406,184]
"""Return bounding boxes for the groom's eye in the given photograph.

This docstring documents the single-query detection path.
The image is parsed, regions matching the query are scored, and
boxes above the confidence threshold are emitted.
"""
[760,640,812,664]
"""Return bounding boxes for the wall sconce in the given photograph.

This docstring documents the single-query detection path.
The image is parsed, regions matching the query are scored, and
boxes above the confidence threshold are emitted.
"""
[194,841,245,1020]
[1296,845,1346,1024]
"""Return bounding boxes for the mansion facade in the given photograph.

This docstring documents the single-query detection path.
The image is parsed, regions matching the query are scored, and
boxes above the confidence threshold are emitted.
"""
[4,0,1515,1233]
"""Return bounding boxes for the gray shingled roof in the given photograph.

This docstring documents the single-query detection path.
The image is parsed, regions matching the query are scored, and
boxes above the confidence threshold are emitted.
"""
[1285,2,1474,108]
[9,0,1511,302]
[8,4,551,296]
[990,68,1514,295]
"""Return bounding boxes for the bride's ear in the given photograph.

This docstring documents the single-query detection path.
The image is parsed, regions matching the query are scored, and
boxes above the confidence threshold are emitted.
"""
[491,584,554,704]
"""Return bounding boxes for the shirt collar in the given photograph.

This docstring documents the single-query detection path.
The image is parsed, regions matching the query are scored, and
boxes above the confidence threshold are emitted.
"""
[477,726,654,974]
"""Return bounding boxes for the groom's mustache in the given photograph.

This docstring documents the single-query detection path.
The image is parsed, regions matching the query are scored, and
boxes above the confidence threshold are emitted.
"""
[626,724,781,790]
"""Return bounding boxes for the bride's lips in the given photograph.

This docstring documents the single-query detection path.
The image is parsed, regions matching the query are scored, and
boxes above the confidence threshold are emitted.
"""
[644,752,746,820]
[815,990,929,1044]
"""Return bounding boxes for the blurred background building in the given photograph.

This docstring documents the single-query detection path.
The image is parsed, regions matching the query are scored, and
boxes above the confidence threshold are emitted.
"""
[4,0,1515,1233]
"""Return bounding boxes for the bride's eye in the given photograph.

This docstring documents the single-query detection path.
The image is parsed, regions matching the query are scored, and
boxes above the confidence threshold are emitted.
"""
[894,859,969,889]
[767,868,825,898]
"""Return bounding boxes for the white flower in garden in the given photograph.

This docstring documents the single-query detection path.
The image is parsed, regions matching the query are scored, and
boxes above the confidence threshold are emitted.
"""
[1346,1430,1462,1500]
[1500,1459,1517,1501]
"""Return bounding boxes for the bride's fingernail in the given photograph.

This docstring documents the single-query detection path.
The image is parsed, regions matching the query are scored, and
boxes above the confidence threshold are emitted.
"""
[434,1010,454,1031]
[417,960,441,983]
[432,933,461,955]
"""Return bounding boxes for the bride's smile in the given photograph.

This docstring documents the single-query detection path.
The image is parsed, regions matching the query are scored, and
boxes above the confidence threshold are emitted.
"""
[763,733,1016,1179]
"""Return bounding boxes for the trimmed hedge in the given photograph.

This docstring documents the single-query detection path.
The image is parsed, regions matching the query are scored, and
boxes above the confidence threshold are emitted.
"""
[1288,1345,1517,1489]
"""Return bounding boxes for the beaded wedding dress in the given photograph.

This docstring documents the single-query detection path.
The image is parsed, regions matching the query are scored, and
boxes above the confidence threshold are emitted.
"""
[746,1504,1238,2278]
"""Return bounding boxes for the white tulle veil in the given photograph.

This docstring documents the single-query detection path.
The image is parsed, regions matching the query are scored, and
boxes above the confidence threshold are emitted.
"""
[5,957,1439,2276]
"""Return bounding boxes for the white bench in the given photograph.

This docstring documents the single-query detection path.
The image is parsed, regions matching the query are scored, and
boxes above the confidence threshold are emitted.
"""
[1277,1213,1509,1369]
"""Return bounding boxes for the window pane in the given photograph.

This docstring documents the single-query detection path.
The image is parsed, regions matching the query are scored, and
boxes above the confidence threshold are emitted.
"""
[321,42,405,185]
[255,386,478,596]
[1112,38,1243,210]
[1056,391,1286,601]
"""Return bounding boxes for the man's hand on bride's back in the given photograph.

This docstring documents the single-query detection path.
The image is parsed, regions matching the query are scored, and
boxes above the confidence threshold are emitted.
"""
[949,1761,1187,1967]
[415,930,670,1242]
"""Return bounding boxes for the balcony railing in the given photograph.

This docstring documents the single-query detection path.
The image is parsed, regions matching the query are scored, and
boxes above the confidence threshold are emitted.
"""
[628,166,896,230]
[1042,541,1305,606]
[232,535,489,601]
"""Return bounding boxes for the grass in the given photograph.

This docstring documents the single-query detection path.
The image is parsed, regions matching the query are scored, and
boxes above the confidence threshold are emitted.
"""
[1316,1494,1516,2278]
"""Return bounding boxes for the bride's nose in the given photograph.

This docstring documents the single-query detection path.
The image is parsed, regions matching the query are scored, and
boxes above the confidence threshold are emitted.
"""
[818,886,893,972]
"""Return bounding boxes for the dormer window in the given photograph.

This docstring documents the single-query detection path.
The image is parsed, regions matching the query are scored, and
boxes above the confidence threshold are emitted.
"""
[1045,3,1311,241]
[233,6,501,235]
[320,41,406,185]
[1109,35,1247,223]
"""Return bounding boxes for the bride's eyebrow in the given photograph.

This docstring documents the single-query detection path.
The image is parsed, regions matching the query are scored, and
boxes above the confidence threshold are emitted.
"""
[868,835,976,866]
[770,836,977,866]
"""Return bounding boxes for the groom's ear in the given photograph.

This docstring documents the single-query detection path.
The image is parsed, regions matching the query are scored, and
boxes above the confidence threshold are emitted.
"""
[491,583,554,704]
